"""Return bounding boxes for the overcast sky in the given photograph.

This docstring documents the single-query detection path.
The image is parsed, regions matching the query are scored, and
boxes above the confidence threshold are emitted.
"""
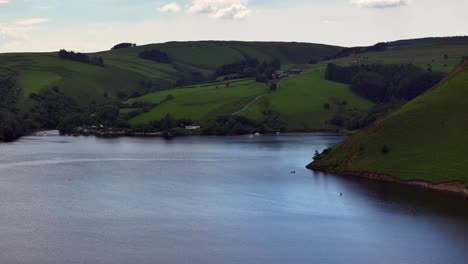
[0,0,467,52]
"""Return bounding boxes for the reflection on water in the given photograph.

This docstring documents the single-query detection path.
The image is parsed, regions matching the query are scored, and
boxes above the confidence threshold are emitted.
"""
[0,133,467,264]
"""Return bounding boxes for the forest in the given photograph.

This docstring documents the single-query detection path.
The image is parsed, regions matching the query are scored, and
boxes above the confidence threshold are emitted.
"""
[325,63,444,102]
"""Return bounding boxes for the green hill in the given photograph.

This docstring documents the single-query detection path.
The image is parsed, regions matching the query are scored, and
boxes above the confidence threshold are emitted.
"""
[2,37,468,140]
[309,59,468,189]
[125,64,375,130]
[0,41,341,109]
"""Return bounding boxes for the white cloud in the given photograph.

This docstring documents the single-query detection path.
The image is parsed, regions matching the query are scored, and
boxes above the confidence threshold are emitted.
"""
[0,0,9,4]
[15,18,49,25]
[213,4,251,19]
[189,0,251,19]
[351,0,407,8]
[159,3,181,13]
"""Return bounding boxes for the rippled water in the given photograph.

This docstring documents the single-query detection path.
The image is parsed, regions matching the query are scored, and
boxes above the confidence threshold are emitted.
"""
[0,133,467,264]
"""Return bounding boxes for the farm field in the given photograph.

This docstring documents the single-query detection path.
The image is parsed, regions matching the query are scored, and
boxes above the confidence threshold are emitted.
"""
[127,80,269,125]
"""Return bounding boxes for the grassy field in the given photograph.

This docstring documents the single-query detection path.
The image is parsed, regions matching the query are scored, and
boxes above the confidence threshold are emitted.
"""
[127,80,269,125]
[234,68,374,130]
[309,59,468,185]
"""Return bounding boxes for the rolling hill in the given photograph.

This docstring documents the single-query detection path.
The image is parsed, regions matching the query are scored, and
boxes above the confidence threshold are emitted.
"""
[0,41,341,108]
[308,59,468,194]
[1,37,468,140]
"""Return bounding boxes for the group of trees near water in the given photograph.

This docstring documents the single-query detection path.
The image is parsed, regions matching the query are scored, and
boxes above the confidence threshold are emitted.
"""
[0,76,23,141]
[214,59,281,82]
[325,63,444,103]
[58,49,104,66]
[58,102,131,134]
[111,43,137,50]
[0,76,86,141]
[139,49,170,63]
[28,87,81,129]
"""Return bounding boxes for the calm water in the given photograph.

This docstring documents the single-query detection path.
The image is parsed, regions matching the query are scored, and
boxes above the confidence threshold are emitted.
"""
[0,133,467,264]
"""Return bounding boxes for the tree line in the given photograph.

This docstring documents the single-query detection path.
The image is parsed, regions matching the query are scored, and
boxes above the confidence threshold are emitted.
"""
[58,49,104,67]
[325,63,444,103]
[214,58,281,82]
[112,43,137,50]
[0,76,23,141]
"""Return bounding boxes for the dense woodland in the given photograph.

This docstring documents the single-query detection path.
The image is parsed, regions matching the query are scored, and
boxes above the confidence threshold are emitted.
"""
[58,49,105,66]
[0,76,23,141]
[325,63,444,102]
[27,87,82,129]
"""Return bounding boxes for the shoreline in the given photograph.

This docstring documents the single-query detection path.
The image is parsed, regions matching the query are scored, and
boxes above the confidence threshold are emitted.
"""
[0,130,346,143]
[308,166,468,198]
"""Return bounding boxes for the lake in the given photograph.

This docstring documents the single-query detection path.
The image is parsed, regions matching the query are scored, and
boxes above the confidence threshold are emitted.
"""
[0,132,467,264]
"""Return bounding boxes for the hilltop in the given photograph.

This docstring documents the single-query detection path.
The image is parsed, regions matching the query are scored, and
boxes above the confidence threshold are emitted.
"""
[308,59,468,195]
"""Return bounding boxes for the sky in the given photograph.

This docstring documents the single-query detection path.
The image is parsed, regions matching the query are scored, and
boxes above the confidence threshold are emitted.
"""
[0,0,467,52]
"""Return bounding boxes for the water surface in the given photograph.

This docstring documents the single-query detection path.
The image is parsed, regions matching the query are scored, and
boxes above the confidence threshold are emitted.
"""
[0,133,467,264]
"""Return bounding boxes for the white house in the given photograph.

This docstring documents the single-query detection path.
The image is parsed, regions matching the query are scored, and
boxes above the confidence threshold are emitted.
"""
[185,126,201,130]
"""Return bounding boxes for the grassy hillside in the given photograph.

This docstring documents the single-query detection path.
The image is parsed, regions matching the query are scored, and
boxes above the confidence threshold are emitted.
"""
[127,79,269,125]
[0,53,148,110]
[100,41,340,69]
[340,37,468,72]
[309,59,468,185]
[78,36,468,131]
[0,41,341,110]
[236,67,374,130]
[126,63,374,130]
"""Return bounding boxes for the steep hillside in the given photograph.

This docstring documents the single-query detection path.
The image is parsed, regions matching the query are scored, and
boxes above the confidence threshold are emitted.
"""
[309,60,468,189]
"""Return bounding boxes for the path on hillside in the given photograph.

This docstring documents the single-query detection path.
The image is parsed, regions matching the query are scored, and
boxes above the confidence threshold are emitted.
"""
[231,94,268,115]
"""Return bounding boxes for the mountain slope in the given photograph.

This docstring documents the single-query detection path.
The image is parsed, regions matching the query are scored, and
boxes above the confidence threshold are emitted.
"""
[309,59,468,188]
